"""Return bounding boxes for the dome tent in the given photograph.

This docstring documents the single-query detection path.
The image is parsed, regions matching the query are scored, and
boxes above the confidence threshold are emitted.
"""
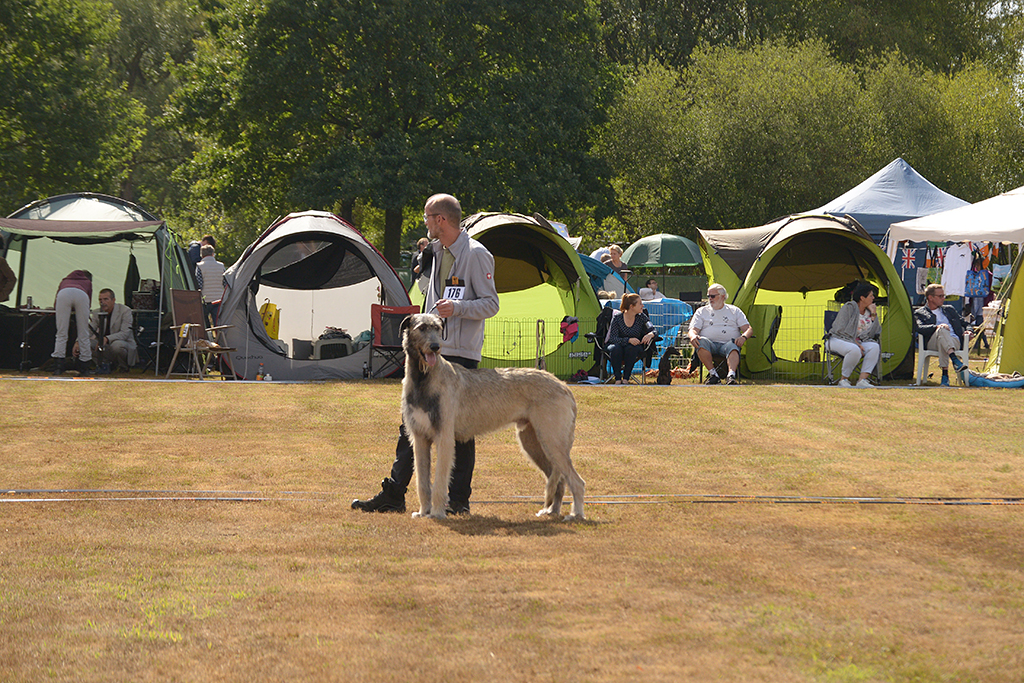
[218,211,410,380]
[698,214,914,381]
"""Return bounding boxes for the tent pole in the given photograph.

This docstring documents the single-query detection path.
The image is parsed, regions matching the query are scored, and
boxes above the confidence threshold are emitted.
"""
[155,264,164,377]
[15,237,27,307]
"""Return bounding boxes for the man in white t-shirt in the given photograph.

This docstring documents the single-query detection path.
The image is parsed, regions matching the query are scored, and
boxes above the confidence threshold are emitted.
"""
[688,283,751,385]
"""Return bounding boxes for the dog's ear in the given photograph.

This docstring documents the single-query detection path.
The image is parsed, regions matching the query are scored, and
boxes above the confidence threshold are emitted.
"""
[400,316,413,334]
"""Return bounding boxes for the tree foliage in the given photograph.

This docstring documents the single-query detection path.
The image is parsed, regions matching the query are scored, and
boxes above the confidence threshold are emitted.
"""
[0,0,145,210]
[171,0,614,265]
[599,39,1024,238]
[597,0,1024,76]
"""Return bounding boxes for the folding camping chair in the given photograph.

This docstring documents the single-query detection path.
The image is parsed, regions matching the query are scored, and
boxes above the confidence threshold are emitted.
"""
[368,304,420,378]
[164,289,236,379]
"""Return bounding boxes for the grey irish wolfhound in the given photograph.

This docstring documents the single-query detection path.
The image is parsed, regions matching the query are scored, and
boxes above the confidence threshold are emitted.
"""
[400,313,585,520]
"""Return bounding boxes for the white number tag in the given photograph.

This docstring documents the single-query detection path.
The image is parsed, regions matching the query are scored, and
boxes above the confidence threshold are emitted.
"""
[443,285,466,300]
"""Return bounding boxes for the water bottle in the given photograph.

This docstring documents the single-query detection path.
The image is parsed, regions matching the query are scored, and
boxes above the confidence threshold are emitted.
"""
[362,361,369,379]
[256,362,264,381]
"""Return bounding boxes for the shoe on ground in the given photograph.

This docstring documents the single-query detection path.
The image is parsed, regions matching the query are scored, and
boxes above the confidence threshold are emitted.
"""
[51,358,65,376]
[725,376,740,385]
[351,478,406,513]
[940,374,950,387]
[855,378,875,389]
[837,378,853,388]
[75,359,92,376]
[705,374,721,385]
[446,502,470,516]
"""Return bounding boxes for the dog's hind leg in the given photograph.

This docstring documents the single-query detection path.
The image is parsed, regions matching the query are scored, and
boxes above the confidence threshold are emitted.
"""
[410,434,434,519]
[530,416,585,521]
[516,421,566,517]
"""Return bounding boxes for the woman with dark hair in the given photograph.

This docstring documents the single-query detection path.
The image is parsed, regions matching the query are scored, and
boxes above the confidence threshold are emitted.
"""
[607,292,656,384]
[828,282,881,388]
[964,256,991,349]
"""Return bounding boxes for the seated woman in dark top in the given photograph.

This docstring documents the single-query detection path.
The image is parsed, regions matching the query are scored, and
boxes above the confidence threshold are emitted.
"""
[607,292,656,384]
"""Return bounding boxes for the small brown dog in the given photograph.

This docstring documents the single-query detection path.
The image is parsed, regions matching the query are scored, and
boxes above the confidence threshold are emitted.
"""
[798,343,821,363]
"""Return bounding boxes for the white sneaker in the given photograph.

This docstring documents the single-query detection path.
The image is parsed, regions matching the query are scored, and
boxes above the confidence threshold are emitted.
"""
[855,378,875,389]
[837,379,853,388]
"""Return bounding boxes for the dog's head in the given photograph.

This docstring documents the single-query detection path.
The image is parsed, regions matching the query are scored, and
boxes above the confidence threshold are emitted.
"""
[812,343,821,351]
[658,346,680,370]
[402,313,444,373]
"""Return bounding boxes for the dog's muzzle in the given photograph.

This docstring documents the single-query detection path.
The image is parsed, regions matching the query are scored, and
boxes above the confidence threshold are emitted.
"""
[425,343,440,367]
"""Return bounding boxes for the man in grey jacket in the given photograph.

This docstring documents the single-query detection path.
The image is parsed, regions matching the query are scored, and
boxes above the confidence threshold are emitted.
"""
[353,193,499,515]
[75,289,137,373]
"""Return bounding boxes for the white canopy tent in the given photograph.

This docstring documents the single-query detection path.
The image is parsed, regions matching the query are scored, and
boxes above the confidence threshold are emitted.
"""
[886,186,1024,259]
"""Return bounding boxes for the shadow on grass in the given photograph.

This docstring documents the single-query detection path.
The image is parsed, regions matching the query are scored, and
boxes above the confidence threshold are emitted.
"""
[440,513,600,537]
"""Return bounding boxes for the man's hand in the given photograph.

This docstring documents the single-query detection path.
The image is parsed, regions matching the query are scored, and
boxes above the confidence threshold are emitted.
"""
[735,335,746,347]
[435,299,455,318]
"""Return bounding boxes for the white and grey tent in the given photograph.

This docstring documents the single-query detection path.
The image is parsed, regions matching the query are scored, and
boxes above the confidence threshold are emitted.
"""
[219,211,410,380]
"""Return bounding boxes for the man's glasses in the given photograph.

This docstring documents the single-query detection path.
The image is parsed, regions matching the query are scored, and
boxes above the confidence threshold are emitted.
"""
[707,293,719,299]
[423,213,441,223]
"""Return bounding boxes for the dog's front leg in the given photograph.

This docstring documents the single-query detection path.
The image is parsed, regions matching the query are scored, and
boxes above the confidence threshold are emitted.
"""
[411,435,434,519]
[430,432,456,520]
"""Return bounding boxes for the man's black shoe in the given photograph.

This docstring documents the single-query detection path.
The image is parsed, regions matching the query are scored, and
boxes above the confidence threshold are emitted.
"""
[725,376,740,385]
[76,359,92,376]
[704,374,721,385]
[446,502,470,516]
[351,479,406,513]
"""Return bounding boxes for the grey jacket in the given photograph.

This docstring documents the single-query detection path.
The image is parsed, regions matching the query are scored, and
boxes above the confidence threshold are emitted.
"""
[424,229,499,361]
[91,302,135,348]
[829,301,880,342]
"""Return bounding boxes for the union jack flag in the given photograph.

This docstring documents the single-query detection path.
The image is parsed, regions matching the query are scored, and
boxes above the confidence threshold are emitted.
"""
[901,247,917,271]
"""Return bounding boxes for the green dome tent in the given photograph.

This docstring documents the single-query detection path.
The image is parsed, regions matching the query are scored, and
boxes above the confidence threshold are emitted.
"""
[413,212,601,379]
[698,214,913,381]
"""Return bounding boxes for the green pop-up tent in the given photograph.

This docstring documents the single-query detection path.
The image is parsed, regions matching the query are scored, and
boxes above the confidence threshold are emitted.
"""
[698,214,914,381]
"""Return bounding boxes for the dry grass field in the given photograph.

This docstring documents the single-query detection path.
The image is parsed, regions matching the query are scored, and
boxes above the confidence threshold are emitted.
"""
[1,377,1022,682]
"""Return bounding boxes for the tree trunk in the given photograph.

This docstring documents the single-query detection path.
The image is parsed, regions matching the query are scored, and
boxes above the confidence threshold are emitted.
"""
[339,198,354,223]
[383,207,404,270]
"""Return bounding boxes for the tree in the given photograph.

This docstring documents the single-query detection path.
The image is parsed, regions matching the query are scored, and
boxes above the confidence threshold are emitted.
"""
[104,0,205,213]
[861,53,1024,202]
[669,40,872,232]
[0,0,145,210]
[172,0,614,265]
[596,0,1024,77]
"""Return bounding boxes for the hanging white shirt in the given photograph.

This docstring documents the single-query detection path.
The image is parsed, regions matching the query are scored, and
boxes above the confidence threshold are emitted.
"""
[941,243,972,296]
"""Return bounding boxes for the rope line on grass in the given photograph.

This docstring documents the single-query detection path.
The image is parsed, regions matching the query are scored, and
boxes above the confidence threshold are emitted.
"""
[1,490,1022,506]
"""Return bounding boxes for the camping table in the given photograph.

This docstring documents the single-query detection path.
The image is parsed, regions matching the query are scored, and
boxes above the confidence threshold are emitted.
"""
[16,308,103,371]
[18,307,55,370]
